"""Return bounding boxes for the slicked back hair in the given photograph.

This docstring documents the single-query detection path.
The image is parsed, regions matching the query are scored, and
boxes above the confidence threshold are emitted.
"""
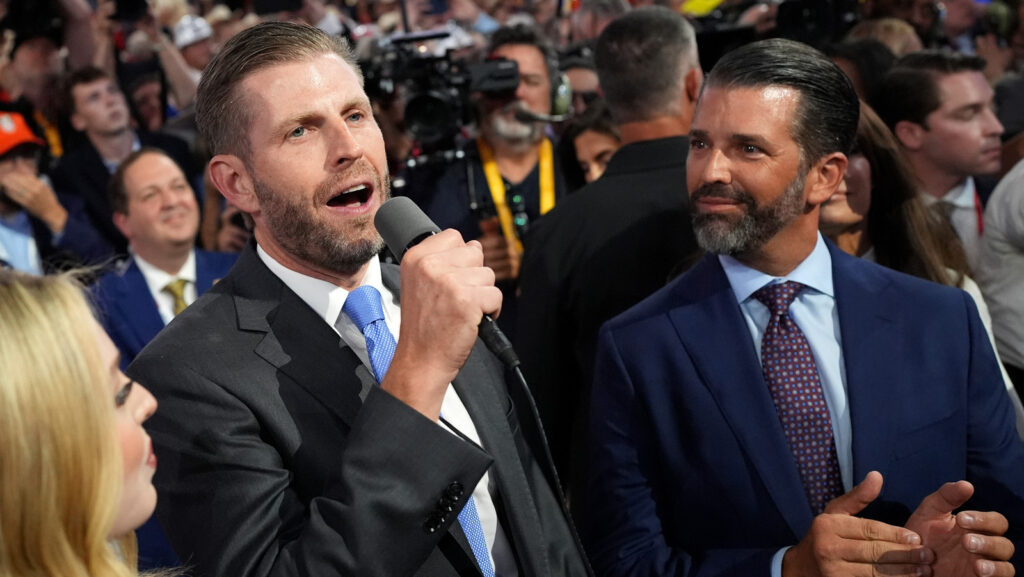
[594,6,697,124]
[703,38,859,166]
[871,50,986,130]
[195,21,361,164]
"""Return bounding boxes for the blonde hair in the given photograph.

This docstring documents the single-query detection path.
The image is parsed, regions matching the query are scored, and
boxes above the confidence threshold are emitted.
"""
[0,271,136,577]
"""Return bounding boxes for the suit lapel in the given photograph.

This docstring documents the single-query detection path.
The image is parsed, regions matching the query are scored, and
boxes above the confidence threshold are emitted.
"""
[194,250,217,294]
[113,259,166,348]
[453,348,550,576]
[382,262,541,576]
[669,255,813,538]
[829,245,901,483]
[232,247,373,429]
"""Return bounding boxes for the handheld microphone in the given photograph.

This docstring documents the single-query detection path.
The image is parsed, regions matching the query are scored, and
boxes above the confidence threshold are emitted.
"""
[375,197,520,369]
[513,108,572,124]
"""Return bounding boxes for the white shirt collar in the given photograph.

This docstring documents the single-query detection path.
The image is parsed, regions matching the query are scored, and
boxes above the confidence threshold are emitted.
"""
[921,176,976,209]
[256,244,386,329]
[718,232,834,304]
[133,248,197,292]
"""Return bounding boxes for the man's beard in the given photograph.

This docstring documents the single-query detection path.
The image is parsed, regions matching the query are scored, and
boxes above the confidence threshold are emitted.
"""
[690,172,806,256]
[252,162,390,277]
[487,102,544,147]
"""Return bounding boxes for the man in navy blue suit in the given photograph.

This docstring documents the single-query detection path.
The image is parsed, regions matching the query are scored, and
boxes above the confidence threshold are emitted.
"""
[96,147,236,369]
[585,39,1024,577]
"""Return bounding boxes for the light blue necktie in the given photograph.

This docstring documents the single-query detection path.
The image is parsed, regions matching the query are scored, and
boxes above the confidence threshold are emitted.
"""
[343,285,496,577]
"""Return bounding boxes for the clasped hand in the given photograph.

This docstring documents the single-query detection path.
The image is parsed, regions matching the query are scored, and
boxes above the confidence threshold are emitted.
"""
[784,471,1014,577]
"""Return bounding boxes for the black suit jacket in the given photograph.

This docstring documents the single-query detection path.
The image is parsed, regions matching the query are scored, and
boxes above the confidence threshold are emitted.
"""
[129,244,590,577]
[515,136,701,495]
[50,131,196,255]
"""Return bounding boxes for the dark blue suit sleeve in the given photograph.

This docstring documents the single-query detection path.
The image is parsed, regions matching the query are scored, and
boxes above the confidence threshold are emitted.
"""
[960,292,1024,569]
[585,326,777,577]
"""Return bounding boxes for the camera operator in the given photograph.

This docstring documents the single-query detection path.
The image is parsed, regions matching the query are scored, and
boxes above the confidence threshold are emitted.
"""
[404,23,569,340]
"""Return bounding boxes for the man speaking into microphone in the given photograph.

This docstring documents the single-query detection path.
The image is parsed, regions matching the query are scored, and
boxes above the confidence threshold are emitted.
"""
[129,21,589,577]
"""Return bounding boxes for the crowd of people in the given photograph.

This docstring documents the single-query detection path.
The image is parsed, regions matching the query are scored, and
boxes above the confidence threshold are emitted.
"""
[1,0,1023,576]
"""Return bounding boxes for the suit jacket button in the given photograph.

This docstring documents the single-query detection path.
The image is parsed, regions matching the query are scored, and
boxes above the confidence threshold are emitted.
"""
[446,481,464,498]
[439,495,456,512]
[423,513,442,533]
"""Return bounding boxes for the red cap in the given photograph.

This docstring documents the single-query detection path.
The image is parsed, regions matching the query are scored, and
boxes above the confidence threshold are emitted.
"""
[0,112,45,157]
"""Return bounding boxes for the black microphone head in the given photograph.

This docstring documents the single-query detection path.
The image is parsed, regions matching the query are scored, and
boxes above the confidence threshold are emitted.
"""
[375,197,441,263]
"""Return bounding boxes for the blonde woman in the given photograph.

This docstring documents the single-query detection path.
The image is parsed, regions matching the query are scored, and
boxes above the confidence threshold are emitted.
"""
[0,270,158,577]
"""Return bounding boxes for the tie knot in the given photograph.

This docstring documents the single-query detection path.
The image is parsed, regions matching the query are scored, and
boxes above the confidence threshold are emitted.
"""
[752,281,805,317]
[162,278,189,316]
[344,285,386,332]
[163,278,187,298]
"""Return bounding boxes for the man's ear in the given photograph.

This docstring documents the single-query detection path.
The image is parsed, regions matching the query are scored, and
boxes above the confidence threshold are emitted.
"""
[112,211,131,239]
[208,154,260,215]
[893,120,925,150]
[806,152,847,207]
[684,66,703,106]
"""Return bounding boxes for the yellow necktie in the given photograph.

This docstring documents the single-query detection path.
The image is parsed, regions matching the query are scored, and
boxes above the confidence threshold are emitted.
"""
[162,278,189,316]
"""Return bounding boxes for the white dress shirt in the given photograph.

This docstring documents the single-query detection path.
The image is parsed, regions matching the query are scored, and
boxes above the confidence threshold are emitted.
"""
[134,250,197,325]
[0,210,41,274]
[257,246,517,576]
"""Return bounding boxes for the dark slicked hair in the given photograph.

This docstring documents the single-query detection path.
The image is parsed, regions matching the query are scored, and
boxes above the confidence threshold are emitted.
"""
[704,38,859,165]
[594,6,697,124]
[196,21,360,163]
[871,50,986,130]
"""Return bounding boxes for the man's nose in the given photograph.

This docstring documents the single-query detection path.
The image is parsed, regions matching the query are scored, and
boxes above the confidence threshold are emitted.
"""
[327,121,365,168]
[982,107,1005,138]
[698,148,732,184]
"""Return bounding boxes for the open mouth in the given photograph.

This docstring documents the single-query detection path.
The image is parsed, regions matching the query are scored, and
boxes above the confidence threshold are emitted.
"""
[327,184,372,208]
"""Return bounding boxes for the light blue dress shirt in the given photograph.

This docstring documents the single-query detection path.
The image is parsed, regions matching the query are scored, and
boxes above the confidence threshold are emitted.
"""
[718,233,851,576]
[0,210,41,274]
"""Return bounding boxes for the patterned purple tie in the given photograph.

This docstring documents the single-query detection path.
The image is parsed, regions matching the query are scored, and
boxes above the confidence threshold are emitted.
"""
[753,281,843,515]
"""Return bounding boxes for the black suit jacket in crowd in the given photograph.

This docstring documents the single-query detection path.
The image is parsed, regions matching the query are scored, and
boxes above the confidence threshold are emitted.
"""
[516,136,702,496]
[129,243,591,577]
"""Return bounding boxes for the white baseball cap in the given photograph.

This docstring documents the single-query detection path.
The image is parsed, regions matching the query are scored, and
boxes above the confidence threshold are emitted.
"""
[173,14,213,49]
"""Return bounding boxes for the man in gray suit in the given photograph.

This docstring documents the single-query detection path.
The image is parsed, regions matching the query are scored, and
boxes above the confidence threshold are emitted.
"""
[129,21,589,577]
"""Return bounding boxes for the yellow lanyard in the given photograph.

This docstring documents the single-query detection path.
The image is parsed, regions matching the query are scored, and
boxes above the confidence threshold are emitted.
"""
[477,137,555,253]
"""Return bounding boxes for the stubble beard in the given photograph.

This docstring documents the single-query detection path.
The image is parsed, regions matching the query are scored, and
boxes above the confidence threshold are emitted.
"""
[253,164,390,277]
[691,172,807,256]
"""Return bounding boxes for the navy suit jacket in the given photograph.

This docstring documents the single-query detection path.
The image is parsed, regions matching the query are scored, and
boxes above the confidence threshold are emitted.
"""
[95,249,237,368]
[585,242,1024,577]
